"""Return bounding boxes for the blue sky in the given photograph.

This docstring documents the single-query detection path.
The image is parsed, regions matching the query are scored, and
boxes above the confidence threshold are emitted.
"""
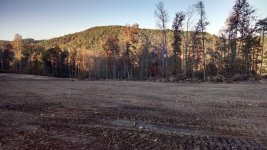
[0,0,266,40]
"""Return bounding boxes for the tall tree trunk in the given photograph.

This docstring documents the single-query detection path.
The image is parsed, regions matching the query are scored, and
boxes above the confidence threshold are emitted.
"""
[105,56,108,79]
[185,30,189,77]
[260,30,265,76]
[94,48,97,80]
[233,30,237,73]
[201,28,206,80]
[252,47,255,72]
[89,64,92,79]
[123,56,126,79]
[112,49,116,79]
[141,56,144,80]
[145,54,148,78]
[77,66,79,78]
[161,51,164,78]
[68,48,71,78]
[192,40,195,79]
[163,30,168,77]
[0,50,3,69]
[97,50,100,79]
[19,60,22,71]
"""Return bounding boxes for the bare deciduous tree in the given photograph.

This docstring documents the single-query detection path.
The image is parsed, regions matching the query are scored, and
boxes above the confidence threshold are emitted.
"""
[155,1,169,77]
[12,34,24,71]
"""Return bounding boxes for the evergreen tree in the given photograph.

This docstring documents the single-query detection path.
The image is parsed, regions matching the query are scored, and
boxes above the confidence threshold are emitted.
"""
[196,1,209,80]
[172,12,185,75]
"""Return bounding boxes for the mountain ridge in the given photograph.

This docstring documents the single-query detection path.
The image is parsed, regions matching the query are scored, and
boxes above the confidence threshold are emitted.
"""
[36,25,216,52]
[1,25,217,52]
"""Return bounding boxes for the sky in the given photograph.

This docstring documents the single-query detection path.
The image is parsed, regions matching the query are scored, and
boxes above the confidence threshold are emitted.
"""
[0,0,266,41]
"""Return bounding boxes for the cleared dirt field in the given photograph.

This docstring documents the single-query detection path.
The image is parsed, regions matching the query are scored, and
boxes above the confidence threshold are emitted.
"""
[0,73,267,149]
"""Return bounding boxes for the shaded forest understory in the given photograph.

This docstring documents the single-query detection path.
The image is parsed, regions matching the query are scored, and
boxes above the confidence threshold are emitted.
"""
[1,0,267,81]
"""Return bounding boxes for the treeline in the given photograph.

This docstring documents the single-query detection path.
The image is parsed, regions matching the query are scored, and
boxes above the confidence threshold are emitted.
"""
[0,0,267,80]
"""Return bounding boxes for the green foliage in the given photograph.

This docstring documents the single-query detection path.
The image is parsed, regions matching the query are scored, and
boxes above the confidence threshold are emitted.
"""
[1,22,265,79]
[172,12,185,75]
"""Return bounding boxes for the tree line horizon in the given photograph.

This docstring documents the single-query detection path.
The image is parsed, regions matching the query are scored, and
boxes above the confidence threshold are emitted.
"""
[0,0,267,80]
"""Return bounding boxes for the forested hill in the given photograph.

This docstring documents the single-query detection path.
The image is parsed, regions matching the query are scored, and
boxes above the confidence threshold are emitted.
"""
[1,25,266,80]
[39,26,128,49]
[1,0,267,80]
[37,25,216,51]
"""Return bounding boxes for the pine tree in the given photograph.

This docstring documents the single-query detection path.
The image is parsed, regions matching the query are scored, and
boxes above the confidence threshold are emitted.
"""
[172,12,185,75]
[196,1,209,80]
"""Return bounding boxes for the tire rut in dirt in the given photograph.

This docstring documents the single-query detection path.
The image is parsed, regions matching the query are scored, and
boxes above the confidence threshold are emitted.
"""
[34,110,267,149]
[0,102,63,113]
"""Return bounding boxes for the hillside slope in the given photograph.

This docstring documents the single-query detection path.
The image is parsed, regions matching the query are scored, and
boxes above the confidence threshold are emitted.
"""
[37,25,216,51]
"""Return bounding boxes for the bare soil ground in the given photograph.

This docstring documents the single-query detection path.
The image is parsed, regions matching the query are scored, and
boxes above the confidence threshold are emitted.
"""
[0,73,267,149]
